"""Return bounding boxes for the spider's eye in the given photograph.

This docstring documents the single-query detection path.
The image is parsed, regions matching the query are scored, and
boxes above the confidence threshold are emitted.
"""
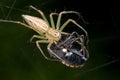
[53,31,61,38]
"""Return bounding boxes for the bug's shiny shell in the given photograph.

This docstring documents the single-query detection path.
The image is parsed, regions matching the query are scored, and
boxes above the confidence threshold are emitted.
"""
[49,41,89,68]
[48,32,89,68]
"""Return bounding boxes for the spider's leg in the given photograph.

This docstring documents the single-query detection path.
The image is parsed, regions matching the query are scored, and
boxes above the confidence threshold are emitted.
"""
[60,19,87,35]
[36,40,58,61]
[30,35,46,42]
[0,19,31,28]
[56,11,79,30]
[29,5,50,26]
[49,12,58,29]
[47,42,64,61]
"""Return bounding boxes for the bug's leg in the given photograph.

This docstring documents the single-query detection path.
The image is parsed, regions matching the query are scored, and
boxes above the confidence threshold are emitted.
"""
[56,11,80,30]
[60,19,89,45]
[29,5,50,26]
[30,35,46,42]
[0,19,31,28]
[61,19,88,35]
[49,12,58,29]
[36,40,58,61]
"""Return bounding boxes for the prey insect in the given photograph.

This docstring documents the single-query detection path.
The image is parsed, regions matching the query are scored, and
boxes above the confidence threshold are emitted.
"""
[49,31,89,68]
[0,5,89,68]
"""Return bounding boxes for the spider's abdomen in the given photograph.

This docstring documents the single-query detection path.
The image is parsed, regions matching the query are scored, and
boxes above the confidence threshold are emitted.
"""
[22,15,49,34]
[22,15,61,41]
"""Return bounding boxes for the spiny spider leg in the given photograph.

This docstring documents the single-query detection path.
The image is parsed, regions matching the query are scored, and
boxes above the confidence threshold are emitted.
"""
[36,40,58,61]
[60,19,88,41]
[29,5,50,26]
[0,19,30,29]
[47,42,64,61]
[0,19,43,36]
[30,35,46,42]
[56,11,80,30]
[60,19,88,35]
[60,19,89,45]
[49,12,58,29]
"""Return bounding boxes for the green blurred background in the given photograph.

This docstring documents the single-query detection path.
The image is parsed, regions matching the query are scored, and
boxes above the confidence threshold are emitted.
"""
[0,0,120,80]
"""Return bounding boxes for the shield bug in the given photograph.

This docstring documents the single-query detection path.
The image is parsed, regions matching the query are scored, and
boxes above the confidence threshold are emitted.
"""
[48,32,89,68]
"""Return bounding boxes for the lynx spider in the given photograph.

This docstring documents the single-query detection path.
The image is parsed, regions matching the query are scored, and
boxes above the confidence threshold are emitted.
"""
[0,5,88,67]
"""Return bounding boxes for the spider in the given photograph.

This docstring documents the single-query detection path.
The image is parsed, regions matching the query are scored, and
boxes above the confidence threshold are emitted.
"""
[0,5,89,68]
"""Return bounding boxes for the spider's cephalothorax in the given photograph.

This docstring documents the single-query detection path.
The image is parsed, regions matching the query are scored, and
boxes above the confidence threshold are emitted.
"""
[0,5,89,68]
[48,32,89,68]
